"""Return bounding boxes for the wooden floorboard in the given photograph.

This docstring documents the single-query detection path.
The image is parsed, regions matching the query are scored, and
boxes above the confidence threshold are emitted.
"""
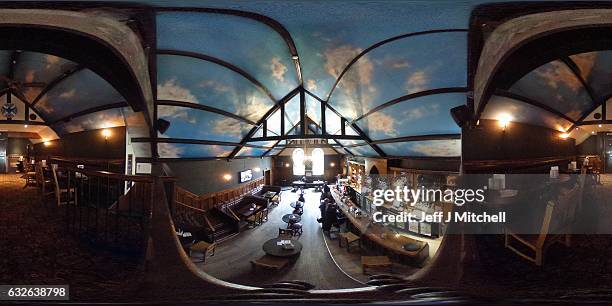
[199,188,364,289]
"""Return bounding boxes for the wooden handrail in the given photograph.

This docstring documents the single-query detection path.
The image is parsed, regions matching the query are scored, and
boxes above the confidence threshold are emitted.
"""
[227,207,240,221]
[58,165,161,183]
[175,200,216,233]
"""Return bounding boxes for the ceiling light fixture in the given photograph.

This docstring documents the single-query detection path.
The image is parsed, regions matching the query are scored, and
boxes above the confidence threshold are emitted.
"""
[560,133,570,139]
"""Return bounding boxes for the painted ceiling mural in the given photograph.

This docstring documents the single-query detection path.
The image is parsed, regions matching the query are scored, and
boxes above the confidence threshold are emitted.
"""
[154,6,469,159]
[0,50,148,147]
[481,50,612,140]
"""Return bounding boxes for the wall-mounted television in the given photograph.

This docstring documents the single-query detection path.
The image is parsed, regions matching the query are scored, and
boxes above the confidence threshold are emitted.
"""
[239,169,253,183]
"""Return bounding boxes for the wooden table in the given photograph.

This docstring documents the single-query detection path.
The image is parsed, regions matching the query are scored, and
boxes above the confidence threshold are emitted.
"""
[236,203,259,218]
[262,238,303,257]
[290,202,304,209]
[282,213,301,224]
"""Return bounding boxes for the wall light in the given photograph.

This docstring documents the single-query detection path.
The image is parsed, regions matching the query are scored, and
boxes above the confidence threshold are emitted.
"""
[592,131,595,134]
[223,174,232,181]
[43,141,51,146]
[24,124,28,128]
[101,128,112,140]
[330,162,336,167]
[253,167,261,172]
[560,133,570,139]
[497,113,513,130]
[285,163,290,167]
[599,124,603,128]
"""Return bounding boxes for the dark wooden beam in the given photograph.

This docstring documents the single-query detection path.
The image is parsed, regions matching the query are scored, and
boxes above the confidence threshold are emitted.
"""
[132,137,272,149]
[31,65,84,107]
[157,99,257,125]
[248,134,364,142]
[0,120,46,126]
[495,89,576,124]
[228,87,300,159]
[303,88,382,156]
[352,87,469,123]
[49,102,129,125]
[158,7,303,85]
[370,134,461,145]
[576,120,612,126]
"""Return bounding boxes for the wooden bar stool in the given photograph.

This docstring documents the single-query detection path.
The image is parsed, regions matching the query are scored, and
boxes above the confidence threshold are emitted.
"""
[338,232,361,252]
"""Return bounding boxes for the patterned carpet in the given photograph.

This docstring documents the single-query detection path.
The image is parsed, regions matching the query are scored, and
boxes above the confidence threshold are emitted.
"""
[0,174,141,302]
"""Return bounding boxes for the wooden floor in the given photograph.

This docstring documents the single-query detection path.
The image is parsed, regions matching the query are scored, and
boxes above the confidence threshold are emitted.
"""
[200,188,364,289]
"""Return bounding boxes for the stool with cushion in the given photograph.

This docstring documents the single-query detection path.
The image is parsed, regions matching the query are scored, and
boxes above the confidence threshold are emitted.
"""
[361,256,392,274]
[338,232,361,252]
[290,222,303,236]
[189,240,216,263]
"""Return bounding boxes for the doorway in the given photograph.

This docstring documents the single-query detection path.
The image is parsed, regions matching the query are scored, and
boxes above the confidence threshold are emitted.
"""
[264,169,271,185]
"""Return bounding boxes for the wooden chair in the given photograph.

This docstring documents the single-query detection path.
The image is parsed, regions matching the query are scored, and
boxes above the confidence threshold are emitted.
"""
[251,255,289,271]
[504,178,583,266]
[50,164,77,207]
[22,162,37,188]
[247,210,263,227]
[189,240,216,263]
[35,163,54,200]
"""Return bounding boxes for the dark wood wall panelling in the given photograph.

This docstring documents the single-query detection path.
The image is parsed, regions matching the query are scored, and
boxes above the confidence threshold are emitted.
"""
[165,157,272,195]
[387,158,460,172]
[462,119,577,172]
[33,126,126,161]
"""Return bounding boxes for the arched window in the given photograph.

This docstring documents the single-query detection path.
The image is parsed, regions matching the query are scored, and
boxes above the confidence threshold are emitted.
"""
[292,148,305,175]
[312,148,324,176]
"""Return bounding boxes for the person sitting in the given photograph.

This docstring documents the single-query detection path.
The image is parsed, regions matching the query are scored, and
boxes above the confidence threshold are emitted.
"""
[317,198,328,223]
[298,193,305,203]
[322,203,339,232]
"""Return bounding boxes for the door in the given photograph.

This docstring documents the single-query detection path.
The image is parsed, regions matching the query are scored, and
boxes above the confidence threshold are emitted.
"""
[264,169,271,185]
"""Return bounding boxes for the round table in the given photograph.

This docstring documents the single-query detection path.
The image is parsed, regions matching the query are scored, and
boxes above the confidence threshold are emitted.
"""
[290,201,304,209]
[262,238,303,257]
[282,213,301,224]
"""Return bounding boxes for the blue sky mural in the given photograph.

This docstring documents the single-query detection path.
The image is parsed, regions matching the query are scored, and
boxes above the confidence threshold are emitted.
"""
[247,140,277,148]
[570,51,612,102]
[36,69,124,122]
[482,95,573,132]
[157,105,252,142]
[379,140,461,157]
[329,32,467,121]
[52,108,128,135]
[347,144,379,157]
[157,54,275,122]
[157,12,298,100]
[336,139,365,146]
[509,60,595,121]
[158,143,235,158]
[305,93,321,127]
[357,93,464,140]
[236,146,270,157]
[15,52,76,92]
